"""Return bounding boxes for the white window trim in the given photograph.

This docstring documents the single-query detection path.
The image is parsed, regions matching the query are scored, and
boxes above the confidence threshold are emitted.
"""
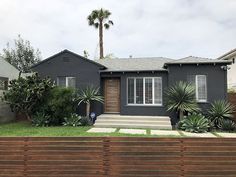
[57,76,76,88]
[127,77,163,106]
[195,75,207,103]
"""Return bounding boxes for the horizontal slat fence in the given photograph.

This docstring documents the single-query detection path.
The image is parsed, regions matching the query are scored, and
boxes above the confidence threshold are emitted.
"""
[0,137,236,177]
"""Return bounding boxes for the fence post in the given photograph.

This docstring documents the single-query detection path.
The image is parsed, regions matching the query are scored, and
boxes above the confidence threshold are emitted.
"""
[180,139,184,177]
[102,137,110,177]
[23,137,29,177]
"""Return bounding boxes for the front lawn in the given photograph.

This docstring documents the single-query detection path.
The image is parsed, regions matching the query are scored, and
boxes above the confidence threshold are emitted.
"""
[0,121,161,137]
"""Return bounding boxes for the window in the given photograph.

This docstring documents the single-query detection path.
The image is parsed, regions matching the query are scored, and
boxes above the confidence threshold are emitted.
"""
[57,77,76,88]
[187,75,207,102]
[127,77,162,105]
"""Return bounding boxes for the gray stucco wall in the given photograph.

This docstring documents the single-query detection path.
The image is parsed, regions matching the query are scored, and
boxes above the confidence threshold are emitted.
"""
[101,71,169,116]
[167,64,228,123]
[32,51,104,116]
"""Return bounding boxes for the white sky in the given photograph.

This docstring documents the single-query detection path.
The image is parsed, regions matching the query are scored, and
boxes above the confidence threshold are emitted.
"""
[0,0,235,60]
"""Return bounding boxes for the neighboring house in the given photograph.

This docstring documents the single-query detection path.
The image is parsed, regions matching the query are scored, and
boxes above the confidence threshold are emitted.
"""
[32,49,231,125]
[218,48,236,89]
[0,57,20,123]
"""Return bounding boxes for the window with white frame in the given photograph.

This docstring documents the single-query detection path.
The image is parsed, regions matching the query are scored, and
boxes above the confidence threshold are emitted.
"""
[187,75,207,102]
[127,77,162,105]
[57,77,76,88]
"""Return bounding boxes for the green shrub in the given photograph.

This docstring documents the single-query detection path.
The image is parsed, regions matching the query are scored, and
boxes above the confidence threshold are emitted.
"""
[178,114,210,133]
[42,87,78,125]
[32,112,50,127]
[208,100,234,128]
[3,73,54,121]
[219,119,236,132]
[63,113,81,127]
[80,116,92,126]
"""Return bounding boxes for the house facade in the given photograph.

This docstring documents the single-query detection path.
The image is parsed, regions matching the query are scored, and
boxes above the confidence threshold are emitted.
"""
[0,57,20,123]
[32,50,231,125]
[218,48,236,89]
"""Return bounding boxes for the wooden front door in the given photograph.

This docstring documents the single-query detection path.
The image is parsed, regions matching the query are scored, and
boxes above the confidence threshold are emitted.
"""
[104,78,120,113]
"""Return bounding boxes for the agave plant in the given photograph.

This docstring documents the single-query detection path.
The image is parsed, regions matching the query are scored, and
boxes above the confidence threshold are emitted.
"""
[165,81,200,120]
[219,119,236,132]
[208,100,234,128]
[77,86,104,116]
[179,114,210,133]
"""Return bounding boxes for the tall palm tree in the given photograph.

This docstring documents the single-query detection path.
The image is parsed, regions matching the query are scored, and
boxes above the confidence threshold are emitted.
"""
[77,86,104,117]
[165,81,200,120]
[87,8,113,59]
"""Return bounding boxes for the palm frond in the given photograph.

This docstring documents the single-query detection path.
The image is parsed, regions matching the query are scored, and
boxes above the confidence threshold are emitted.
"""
[165,81,200,113]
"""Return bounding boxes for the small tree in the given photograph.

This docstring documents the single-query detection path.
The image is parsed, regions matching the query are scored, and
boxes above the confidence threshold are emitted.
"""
[165,81,200,120]
[77,86,104,116]
[1,35,41,72]
[3,73,54,121]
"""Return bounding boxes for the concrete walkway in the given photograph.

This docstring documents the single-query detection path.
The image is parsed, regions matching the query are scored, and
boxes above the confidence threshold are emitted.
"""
[87,127,236,138]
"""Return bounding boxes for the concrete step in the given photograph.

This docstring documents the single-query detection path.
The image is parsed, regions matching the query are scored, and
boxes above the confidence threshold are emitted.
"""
[96,119,171,125]
[97,114,170,121]
[94,123,172,130]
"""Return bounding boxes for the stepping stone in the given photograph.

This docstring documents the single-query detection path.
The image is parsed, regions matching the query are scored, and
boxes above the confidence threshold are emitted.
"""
[87,128,116,133]
[151,130,181,136]
[119,129,146,135]
[216,132,236,138]
[182,131,216,138]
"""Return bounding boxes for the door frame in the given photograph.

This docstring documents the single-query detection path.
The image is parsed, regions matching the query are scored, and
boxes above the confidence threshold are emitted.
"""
[104,77,121,113]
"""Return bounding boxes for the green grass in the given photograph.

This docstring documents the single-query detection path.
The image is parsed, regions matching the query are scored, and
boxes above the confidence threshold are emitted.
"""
[0,121,183,137]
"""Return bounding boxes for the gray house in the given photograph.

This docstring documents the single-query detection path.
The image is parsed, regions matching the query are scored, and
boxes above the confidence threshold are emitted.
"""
[32,50,231,129]
[0,57,20,123]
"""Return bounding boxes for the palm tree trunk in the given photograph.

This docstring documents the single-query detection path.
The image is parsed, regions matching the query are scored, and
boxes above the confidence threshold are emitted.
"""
[179,110,184,120]
[86,102,90,117]
[99,21,104,59]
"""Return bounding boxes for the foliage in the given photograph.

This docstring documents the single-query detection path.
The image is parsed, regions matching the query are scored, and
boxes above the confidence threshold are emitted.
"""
[87,8,113,59]
[77,86,104,116]
[3,73,54,121]
[1,35,41,72]
[178,114,210,133]
[207,100,234,128]
[63,113,82,127]
[165,81,200,120]
[32,112,50,127]
[219,119,236,132]
[80,116,93,126]
[43,87,78,126]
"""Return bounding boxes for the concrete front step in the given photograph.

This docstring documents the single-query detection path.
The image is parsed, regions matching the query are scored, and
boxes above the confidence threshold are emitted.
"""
[94,123,172,130]
[94,114,172,130]
[97,114,170,121]
[96,119,171,125]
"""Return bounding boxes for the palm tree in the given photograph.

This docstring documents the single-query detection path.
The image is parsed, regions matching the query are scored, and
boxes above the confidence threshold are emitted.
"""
[87,8,113,59]
[165,81,200,120]
[77,86,104,117]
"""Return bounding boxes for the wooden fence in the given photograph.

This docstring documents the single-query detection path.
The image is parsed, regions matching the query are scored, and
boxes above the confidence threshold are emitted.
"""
[228,93,236,122]
[0,137,236,177]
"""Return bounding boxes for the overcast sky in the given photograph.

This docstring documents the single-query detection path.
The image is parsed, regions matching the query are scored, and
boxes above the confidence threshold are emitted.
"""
[0,0,235,60]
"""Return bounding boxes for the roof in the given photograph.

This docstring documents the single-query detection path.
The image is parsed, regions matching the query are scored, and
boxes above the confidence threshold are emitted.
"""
[164,56,232,65]
[31,49,106,69]
[217,48,236,60]
[0,57,19,79]
[96,57,173,72]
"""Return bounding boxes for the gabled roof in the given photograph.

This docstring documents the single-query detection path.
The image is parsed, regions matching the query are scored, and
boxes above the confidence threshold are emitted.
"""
[164,56,231,65]
[31,49,106,69]
[0,56,19,79]
[217,48,236,60]
[96,57,173,72]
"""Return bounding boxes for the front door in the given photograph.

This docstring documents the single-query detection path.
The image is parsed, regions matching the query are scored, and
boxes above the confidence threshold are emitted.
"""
[104,78,120,113]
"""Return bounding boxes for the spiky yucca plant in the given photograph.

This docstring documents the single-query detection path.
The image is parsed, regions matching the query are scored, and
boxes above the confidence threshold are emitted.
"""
[165,81,200,120]
[77,86,104,116]
[208,100,234,128]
